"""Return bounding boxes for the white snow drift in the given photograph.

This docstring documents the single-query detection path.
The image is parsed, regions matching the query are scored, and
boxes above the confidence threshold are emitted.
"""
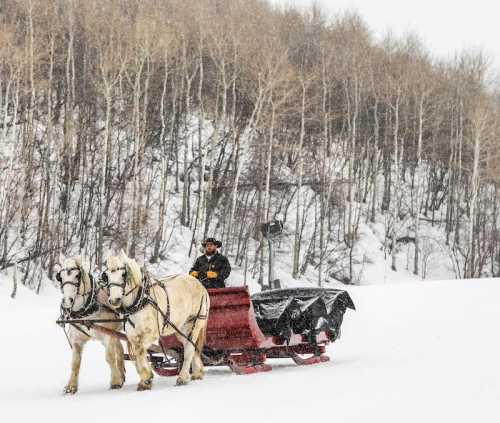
[0,277,499,423]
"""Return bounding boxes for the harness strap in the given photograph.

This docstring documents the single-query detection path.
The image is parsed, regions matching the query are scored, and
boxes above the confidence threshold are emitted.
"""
[61,274,100,320]
[69,322,92,338]
[118,285,146,316]
[149,298,202,353]
[118,270,210,357]
[144,278,207,354]
[59,272,122,347]
[187,294,208,341]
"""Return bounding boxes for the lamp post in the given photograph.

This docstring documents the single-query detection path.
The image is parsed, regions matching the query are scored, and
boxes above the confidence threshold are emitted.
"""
[260,220,284,290]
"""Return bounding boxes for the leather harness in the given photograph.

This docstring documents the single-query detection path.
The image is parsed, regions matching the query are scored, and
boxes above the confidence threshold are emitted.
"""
[111,269,208,353]
[59,270,118,341]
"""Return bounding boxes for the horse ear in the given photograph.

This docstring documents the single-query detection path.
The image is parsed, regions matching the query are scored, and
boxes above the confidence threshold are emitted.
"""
[78,276,86,295]
[78,255,89,271]
[53,263,62,284]
[125,261,133,284]
[75,257,86,279]
[120,250,128,261]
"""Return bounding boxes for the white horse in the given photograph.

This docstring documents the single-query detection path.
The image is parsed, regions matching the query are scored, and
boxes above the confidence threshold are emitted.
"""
[103,251,210,390]
[56,256,126,394]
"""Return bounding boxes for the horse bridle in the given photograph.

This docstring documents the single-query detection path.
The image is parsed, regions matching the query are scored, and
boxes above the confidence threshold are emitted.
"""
[58,266,98,318]
[101,266,139,297]
[56,266,82,293]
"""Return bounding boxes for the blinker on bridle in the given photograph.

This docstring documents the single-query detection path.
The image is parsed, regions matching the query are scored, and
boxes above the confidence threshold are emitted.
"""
[57,266,82,291]
[101,266,129,291]
[58,266,99,317]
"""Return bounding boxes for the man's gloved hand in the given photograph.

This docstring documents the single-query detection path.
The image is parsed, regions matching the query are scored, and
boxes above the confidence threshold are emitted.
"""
[206,271,218,279]
[190,271,199,278]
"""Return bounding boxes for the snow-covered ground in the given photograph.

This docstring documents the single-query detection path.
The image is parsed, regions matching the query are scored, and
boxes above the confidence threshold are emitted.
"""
[1,277,499,423]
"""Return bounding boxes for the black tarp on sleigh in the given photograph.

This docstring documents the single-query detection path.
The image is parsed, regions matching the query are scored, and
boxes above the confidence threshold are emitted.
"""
[251,288,355,342]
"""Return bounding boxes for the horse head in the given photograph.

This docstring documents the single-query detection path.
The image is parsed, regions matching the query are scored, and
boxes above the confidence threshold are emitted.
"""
[55,255,90,311]
[103,251,143,309]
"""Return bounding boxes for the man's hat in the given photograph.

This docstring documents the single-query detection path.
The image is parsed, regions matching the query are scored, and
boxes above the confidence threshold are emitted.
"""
[202,237,222,248]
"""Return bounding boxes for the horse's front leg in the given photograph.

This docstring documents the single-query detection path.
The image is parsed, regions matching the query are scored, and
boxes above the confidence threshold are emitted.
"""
[64,340,86,394]
[105,338,126,389]
[130,336,154,391]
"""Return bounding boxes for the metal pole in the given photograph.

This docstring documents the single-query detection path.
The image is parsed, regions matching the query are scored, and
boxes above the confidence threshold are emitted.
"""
[268,237,274,289]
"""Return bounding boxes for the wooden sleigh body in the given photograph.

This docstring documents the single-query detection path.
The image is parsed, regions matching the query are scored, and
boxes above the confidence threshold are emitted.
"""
[153,287,336,376]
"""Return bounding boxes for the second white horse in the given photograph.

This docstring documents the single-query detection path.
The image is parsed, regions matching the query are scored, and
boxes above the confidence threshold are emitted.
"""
[103,251,210,390]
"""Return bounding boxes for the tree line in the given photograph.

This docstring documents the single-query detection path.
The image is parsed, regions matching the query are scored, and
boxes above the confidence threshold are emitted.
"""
[0,0,499,290]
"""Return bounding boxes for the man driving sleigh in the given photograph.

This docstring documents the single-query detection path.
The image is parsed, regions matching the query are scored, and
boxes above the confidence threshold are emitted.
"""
[190,237,231,289]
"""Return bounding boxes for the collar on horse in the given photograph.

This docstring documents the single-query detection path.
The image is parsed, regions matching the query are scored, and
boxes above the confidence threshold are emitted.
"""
[117,270,151,318]
[60,273,100,320]
[118,270,176,331]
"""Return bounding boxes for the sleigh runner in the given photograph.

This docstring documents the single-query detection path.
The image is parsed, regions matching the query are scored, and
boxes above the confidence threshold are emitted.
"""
[59,285,354,376]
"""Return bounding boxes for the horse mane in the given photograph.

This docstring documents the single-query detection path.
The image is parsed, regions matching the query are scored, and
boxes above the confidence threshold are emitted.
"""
[119,251,143,287]
[79,266,91,295]
[68,257,91,295]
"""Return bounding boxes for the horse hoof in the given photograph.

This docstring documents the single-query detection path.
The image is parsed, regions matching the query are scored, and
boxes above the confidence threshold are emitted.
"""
[110,384,123,390]
[63,385,77,395]
[176,377,190,386]
[137,379,152,391]
[192,373,204,381]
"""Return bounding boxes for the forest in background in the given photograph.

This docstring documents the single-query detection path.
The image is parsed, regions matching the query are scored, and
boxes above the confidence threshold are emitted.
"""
[0,0,499,292]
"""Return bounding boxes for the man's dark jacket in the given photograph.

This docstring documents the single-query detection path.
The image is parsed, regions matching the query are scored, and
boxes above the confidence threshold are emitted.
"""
[190,252,231,289]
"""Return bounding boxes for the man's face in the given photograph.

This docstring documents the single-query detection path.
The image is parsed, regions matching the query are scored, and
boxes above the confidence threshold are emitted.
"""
[205,242,217,255]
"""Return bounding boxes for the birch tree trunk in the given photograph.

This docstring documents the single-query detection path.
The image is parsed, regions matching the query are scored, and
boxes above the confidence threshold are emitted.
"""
[292,82,306,279]
[391,89,401,272]
[413,94,425,275]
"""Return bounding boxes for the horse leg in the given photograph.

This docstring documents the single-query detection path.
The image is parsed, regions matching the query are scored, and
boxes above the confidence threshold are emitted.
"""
[64,340,86,394]
[105,338,126,389]
[176,336,196,386]
[130,337,154,391]
[191,324,207,381]
[116,339,126,384]
[191,352,204,381]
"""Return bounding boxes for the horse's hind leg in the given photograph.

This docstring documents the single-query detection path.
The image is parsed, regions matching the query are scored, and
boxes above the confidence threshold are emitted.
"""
[105,338,126,389]
[191,324,207,381]
[64,340,86,395]
[176,336,195,386]
[191,352,204,381]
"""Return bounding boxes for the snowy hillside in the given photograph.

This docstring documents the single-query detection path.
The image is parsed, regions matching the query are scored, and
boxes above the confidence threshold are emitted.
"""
[112,172,458,292]
[1,277,498,423]
[2,0,500,293]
